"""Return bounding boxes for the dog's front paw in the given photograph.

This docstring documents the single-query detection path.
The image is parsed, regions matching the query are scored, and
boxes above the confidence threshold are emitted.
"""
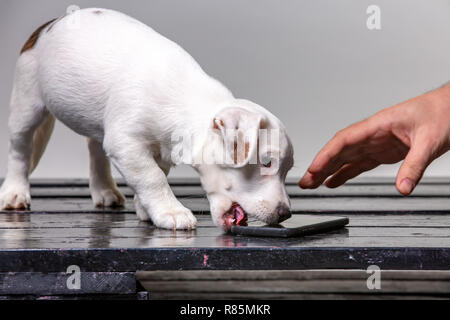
[91,187,126,208]
[134,195,152,221]
[0,186,31,210]
[152,206,198,230]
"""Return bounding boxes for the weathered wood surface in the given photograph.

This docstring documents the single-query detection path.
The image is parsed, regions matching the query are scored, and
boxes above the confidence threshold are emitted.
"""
[138,270,450,300]
[139,293,449,300]
[1,212,448,227]
[0,214,448,249]
[0,247,449,272]
[4,178,449,213]
[3,176,448,186]
[4,197,450,213]
[0,292,149,300]
[0,272,135,295]
[0,179,448,273]
[27,183,450,198]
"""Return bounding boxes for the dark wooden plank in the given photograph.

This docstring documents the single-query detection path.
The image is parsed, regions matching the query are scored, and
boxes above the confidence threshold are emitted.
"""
[326,176,450,186]
[287,184,450,197]
[5,178,204,187]
[144,292,449,300]
[1,197,175,213]
[0,212,448,249]
[29,185,201,198]
[290,198,450,212]
[1,212,449,228]
[287,176,450,186]
[138,269,450,281]
[1,235,449,249]
[143,279,450,294]
[0,272,135,295]
[4,196,450,213]
[0,198,136,213]
[30,186,134,198]
[24,178,200,188]
[0,178,449,273]
[2,176,450,188]
[0,226,448,240]
[0,247,449,272]
[139,269,450,300]
[0,213,448,248]
[28,184,450,198]
[336,214,450,228]
[0,198,209,213]
[0,293,148,300]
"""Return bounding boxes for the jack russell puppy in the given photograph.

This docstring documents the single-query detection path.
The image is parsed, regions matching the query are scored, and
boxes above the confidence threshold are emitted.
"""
[0,8,294,231]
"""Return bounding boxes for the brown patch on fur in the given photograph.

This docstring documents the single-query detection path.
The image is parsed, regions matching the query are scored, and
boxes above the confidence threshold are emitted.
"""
[93,10,103,14]
[46,17,61,33]
[213,118,224,130]
[234,141,238,164]
[233,138,249,165]
[245,142,250,160]
[20,18,56,54]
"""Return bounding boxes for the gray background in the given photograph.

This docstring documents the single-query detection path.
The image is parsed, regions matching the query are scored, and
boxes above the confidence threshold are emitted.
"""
[0,0,449,180]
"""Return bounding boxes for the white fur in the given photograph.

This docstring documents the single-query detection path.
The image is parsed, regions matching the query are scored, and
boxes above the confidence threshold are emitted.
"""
[0,8,294,230]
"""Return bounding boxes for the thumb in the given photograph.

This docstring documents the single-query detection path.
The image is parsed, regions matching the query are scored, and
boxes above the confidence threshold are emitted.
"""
[396,142,433,196]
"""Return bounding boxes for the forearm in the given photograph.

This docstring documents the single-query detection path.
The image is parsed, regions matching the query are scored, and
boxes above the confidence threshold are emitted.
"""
[423,81,450,152]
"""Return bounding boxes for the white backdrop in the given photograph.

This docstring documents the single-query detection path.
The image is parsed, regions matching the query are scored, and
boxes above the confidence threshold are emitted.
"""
[0,0,449,179]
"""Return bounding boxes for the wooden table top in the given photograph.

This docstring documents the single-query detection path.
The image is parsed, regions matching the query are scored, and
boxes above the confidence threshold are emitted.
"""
[0,178,448,272]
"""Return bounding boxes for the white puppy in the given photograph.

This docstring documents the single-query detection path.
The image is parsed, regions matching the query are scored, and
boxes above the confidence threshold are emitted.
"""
[0,8,294,231]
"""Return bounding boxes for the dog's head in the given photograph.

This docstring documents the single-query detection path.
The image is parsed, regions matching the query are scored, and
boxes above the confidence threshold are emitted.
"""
[195,99,294,231]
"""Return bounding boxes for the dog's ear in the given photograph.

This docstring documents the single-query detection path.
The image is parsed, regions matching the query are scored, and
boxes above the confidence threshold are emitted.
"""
[213,107,265,167]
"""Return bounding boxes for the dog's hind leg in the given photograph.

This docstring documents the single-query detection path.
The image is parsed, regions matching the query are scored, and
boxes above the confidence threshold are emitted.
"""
[88,138,126,208]
[0,55,53,210]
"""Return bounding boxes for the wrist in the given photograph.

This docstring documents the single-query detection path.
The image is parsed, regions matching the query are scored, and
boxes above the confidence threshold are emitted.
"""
[435,82,450,150]
[425,82,450,113]
[436,82,450,108]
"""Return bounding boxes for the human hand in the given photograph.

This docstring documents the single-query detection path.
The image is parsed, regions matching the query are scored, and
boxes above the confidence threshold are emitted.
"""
[299,83,450,195]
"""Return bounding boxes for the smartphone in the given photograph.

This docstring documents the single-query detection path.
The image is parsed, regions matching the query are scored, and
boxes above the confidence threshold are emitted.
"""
[230,214,349,238]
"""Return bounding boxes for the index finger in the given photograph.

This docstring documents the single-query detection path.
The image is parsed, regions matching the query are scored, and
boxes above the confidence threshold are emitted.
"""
[299,119,376,188]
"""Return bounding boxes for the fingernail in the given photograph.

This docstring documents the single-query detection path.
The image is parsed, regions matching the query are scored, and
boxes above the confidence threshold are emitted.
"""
[400,178,415,195]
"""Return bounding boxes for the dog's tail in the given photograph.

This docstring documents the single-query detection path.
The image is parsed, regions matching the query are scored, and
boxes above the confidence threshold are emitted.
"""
[29,113,55,174]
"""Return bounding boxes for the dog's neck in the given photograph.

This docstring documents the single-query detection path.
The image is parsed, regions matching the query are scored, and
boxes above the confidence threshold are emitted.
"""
[167,97,234,169]
[163,72,257,170]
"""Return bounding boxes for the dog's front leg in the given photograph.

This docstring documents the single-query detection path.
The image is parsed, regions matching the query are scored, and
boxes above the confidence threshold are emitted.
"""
[103,135,197,230]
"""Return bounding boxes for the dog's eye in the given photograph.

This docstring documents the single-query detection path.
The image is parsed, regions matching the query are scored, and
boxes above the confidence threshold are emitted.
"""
[261,155,272,168]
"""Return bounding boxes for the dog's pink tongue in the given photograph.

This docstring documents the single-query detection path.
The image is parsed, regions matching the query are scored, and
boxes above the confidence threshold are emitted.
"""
[223,203,248,231]
[234,204,248,226]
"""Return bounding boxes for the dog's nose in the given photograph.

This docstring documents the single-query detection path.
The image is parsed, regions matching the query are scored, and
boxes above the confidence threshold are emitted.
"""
[276,203,291,223]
